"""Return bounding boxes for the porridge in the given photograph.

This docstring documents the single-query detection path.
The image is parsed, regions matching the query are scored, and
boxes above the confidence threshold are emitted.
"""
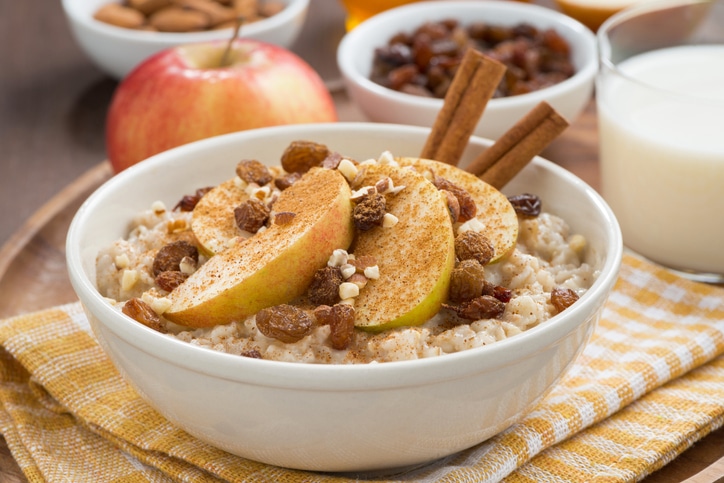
[96,142,598,364]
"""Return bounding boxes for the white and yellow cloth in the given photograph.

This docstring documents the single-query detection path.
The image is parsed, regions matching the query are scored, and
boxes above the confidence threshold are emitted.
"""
[1,253,723,482]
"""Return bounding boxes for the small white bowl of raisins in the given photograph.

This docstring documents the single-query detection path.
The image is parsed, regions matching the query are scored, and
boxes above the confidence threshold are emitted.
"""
[337,0,597,140]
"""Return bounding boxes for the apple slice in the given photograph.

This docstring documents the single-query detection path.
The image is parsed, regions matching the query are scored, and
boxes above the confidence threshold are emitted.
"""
[397,157,518,263]
[164,167,354,328]
[191,177,249,256]
[351,163,455,331]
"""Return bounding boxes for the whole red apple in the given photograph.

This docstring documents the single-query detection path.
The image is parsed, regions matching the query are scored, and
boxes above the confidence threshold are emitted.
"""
[106,39,337,172]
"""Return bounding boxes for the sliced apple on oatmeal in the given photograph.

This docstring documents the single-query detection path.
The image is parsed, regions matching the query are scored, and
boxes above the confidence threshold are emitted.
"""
[398,157,519,263]
[350,162,456,332]
[164,167,354,328]
[191,177,250,256]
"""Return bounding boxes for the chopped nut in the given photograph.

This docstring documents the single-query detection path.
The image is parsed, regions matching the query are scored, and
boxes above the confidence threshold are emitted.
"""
[308,266,343,305]
[155,270,188,292]
[122,298,166,332]
[166,218,187,233]
[142,293,172,314]
[363,265,380,280]
[569,234,586,255]
[236,159,273,186]
[347,273,368,289]
[340,263,357,279]
[449,259,486,303]
[315,304,355,350]
[327,249,350,267]
[255,304,314,343]
[273,211,296,225]
[455,231,495,265]
[457,217,487,234]
[179,256,197,275]
[339,282,360,300]
[152,240,199,276]
[241,349,263,359]
[433,176,477,222]
[376,150,398,165]
[234,198,270,233]
[551,287,579,313]
[151,200,166,214]
[349,255,377,273]
[337,158,359,181]
[382,212,399,228]
[280,140,330,173]
[353,191,386,231]
[274,172,301,191]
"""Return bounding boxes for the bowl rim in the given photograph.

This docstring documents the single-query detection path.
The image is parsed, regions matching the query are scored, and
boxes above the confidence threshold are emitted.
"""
[66,122,622,391]
[336,0,598,111]
[60,0,309,44]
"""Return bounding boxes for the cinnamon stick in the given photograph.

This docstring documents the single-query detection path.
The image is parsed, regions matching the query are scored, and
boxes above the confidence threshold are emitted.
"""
[420,49,506,167]
[466,101,569,189]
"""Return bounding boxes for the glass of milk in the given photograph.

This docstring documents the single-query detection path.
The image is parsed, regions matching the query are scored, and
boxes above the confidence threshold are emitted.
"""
[597,0,724,282]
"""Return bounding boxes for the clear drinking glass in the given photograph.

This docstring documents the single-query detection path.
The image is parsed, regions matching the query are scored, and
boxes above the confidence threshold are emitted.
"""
[597,0,724,283]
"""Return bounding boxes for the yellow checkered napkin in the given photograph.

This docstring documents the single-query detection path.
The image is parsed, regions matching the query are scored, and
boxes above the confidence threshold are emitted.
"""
[1,253,723,483]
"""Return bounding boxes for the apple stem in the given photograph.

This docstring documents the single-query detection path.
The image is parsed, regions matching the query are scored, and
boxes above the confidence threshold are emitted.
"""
[220,16,245,68]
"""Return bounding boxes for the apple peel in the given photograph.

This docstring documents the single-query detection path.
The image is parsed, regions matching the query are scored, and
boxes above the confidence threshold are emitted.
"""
[398,157,519,263]
[350,163,456,332]
[164,168,354,328]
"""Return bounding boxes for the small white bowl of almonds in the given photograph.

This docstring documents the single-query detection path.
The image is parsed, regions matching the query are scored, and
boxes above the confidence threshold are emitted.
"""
[62,0,309,79]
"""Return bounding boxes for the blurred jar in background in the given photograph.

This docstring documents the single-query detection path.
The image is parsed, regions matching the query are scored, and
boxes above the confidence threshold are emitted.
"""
[338,0,423,30]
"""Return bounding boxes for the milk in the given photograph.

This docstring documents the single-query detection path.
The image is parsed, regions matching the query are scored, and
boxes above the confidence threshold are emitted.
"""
[598,45,724,275]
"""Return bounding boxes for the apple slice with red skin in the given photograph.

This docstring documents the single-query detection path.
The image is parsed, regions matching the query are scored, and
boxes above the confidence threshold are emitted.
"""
[164,167,354,328]
[397,157,519,263]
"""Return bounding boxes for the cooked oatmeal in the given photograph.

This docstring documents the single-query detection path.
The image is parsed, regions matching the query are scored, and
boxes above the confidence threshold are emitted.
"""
[96,148,598,364]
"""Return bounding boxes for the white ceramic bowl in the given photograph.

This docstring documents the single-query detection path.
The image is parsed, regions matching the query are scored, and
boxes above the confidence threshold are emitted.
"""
[337,1,598,140]
[62,0,309,79]
[66,123,621,473]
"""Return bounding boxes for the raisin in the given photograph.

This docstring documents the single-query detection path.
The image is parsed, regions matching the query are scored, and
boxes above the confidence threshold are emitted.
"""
[433,176,477,222]
[274,172,302,191]
[444,295,505,320]
[152,240,199,276]
[443,189,461,223]
[455,231,495,265]
[122,298,165,332]
[241,349,263,359]
[508,193,542,217]
[448,259,486,303]
[236,159,273,186]
[321,151,343,170]
[174,187,213,212]
[315,304,355,350]
[234,198,270,233]
[256,304,314,343]
[280,140,330,173]
[551,287,579,314]
[155,270,188,292]
[353,191,386,231]
[308,266,343,305]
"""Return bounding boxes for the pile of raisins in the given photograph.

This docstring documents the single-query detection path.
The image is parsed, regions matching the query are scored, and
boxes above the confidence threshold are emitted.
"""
[371,19,574,99]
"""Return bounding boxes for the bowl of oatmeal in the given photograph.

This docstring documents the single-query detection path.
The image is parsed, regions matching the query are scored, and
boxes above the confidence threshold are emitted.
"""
[66,122,621,472]
[337,1,597,140]
[62,0,309,79]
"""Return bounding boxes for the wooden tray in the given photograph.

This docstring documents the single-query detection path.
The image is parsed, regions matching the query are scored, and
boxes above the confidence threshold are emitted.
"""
[1,159,723,483]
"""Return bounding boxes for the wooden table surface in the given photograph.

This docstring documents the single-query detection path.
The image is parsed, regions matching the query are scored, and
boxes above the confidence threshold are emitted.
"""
[1,1,723,482]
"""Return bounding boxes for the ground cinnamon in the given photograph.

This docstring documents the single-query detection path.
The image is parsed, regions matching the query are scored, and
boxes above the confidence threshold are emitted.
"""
[466,101,569,189]
[420,49,505,167]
